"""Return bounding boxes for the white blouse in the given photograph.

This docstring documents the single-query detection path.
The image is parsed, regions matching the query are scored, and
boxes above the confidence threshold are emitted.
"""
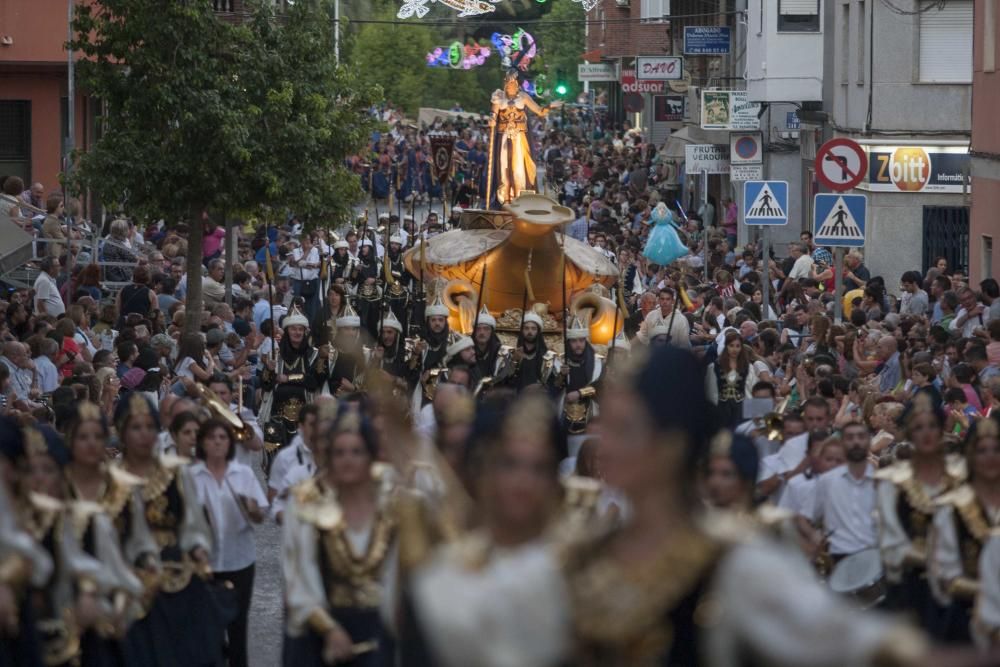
[190,461,268,572]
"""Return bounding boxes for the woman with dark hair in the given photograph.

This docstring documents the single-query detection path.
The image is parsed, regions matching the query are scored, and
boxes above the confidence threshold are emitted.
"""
[60,402,147,667]
[313,282,348,347]
[876,395,963,634]
[410,396,569,666]
[713,329,752,426]
[282,408,396,667]
[704,431,760,511]
[115,265,156,329]
[167,411,200,458]
[174,332,214,383]
[190,418,267,667]
[930,416,1000,643]
[113,392,223,667]
[75,263,103,302]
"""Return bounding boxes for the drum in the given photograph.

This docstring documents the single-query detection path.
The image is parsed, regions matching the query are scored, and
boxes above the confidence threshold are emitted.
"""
[827,548,886,609]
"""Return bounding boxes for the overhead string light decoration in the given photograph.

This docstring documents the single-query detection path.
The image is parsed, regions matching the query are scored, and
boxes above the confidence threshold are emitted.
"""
[426,41,492,69]
[398,0,500,19]
[572,0,600,10]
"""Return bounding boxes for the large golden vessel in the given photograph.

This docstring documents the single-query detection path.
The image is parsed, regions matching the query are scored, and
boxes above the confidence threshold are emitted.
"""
[403,194,624,344]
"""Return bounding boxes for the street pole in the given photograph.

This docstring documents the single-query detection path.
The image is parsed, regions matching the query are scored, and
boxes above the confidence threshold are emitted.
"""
[761,227,770,321]
[66,0,75,185]
[702,169,709,283]
[334,0,340,65]
[833,247,845,324]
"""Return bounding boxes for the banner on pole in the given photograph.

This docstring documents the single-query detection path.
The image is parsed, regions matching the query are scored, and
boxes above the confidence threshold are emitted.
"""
[429,134,456,183]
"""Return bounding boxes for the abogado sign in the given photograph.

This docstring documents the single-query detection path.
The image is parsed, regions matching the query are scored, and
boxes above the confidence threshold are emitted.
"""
[860,144,971,194]
[700,90,761,131]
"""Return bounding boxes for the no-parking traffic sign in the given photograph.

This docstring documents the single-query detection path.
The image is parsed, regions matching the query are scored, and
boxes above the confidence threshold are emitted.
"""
[815,138,868,191]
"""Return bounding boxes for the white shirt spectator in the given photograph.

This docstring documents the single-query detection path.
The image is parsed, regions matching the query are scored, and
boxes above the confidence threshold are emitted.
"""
[900,290,929,316]
[950,305,993,338]
[788,254,814,280]
[291,246,320,281]
[636,308,692,347]
[813,464,878,557]
[33,355,59,394]
[190,460,268,572]
[33,271,64,317]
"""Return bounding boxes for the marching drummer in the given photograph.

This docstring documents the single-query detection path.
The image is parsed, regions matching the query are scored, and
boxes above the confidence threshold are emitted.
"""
[801,421,879,567]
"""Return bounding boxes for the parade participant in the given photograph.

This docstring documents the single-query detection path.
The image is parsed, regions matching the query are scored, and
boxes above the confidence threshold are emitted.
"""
[509,307,556,392]
[559,346,942,666]
[259,306,323,462]
[635,287,690,347]
[370,309,411,392]
[712,330,752,427]
[704,431,760,512]
[268,404,320,522]
[62,404,147,667]
[312,283,349,348]
[354,241,382,339]
[282,409,397,667]
[291,233,322,322]
[206,375,264,467]
[929,416,1000,643]
[410,295,450,412]
[324,302,367,398]
[877,395,964,630]
[488,69,561,204]
[410,396,569,667]
[555,315,602,439]
[113,393,224,667]
[444,333,478,389]
[18,425,109,667]
[470,305,512,394]
[190,419,268,667]
[330,240,358,285]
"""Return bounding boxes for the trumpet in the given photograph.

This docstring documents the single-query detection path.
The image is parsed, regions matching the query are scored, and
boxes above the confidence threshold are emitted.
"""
[196,384,254,442]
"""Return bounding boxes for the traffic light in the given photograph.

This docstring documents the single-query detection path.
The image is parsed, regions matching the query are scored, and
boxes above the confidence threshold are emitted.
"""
[554,69,568,97]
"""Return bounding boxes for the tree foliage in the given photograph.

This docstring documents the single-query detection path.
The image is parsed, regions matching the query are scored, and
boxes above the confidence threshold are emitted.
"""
[351,9,435,115]
[535,0,586,101]
[70,0,380,333]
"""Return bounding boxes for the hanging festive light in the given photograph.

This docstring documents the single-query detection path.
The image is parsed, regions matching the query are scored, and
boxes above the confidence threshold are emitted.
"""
[426,41,492,69]
[490,27,536,70]
[398,0,499,19]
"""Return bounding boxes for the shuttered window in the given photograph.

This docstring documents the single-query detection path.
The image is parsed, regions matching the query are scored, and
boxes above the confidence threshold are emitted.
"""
[918,0,973,82]
[778,0,820,31]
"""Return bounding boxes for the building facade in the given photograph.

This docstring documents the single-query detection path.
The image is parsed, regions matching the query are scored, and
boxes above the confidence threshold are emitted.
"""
[821,0,973,285]
[970,0,1000,283]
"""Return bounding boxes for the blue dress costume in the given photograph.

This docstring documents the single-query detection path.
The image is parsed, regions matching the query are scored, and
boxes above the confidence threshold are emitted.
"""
[642,205,688,267]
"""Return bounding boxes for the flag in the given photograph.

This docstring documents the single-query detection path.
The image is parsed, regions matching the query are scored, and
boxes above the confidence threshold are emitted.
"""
[429,133,456,184]
[679,282,695,312]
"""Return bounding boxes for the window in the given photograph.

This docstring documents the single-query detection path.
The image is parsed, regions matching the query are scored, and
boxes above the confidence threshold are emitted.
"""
[857,0,866,83]
[985,0,996,73]
[779,0,820,32]
[641,0,670,21]
[0,101,31,182]
[918,0,973,82]
[841,2,851,83]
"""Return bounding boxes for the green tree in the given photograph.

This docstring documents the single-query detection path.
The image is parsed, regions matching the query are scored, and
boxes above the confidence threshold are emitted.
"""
[535,0,586,100]
[71,0,378,334]
[352,10,434,115]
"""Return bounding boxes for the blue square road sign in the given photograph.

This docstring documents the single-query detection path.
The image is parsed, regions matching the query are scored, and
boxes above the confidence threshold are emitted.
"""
[813,193,867,248]
[743,181,789,226]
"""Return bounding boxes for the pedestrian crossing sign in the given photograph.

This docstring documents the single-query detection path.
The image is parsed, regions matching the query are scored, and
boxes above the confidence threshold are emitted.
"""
[742,180,788,225]
[813,193,867,247]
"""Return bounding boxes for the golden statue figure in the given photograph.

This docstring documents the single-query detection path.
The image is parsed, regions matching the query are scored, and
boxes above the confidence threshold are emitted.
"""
[489,69,562,205]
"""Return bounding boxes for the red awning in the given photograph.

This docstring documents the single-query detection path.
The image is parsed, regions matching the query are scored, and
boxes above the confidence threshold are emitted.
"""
[580,49,604,64]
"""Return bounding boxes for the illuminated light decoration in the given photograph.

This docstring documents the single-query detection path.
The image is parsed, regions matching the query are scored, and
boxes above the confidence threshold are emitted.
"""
[398,0,498,19]
[426,42,491,69]
[490,27,537,71]
[571,0,600,10]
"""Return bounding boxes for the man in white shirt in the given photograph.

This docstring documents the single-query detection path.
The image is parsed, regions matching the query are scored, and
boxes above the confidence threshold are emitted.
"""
[33,257,64,317]
[33,338,61,394]
[268,404,320,522]
[636,288,691,347]
[203,259,227,305]
[950,286,993,338]
[806,422,878,558]
[787,242,814,281]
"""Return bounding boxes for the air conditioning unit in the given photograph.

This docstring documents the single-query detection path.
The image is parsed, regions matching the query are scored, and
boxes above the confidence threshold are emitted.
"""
[616,0,630,6]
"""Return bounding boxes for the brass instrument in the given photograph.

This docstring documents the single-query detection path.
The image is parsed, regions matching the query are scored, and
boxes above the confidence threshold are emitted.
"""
[195,384,253,442]
[422,368,443,401]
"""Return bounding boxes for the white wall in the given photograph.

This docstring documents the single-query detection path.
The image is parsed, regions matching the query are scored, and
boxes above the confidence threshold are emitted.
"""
[747,0,825,103]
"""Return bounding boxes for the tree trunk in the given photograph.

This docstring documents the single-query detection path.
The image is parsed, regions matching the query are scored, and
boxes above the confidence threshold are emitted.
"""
[184,208,205,337]
[224,215,234,307]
